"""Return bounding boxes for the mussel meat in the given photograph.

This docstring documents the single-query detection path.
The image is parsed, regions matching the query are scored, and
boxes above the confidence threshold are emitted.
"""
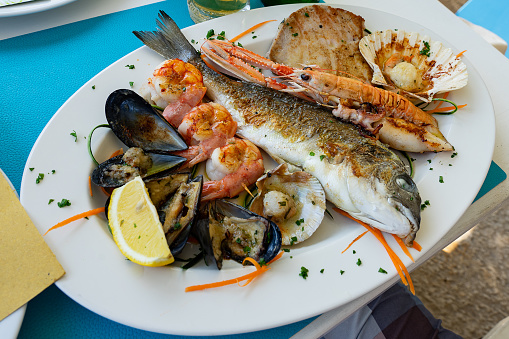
[105,89,188,153]
[193,200,282,269]
[157,175,203,255]
[91,147,185,188]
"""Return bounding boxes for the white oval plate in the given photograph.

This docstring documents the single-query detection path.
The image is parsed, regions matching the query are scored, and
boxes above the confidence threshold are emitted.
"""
[20,4,495,336]
[0,0,75,18]
[0,168,26,339]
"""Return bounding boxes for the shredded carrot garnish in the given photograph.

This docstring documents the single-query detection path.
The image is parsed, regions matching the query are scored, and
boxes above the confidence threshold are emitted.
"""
[426,103,467,114]
[100,186,112,197]
[109,148,124,158]
[185,251,283,292]
[88,176,93,197]
[333,208,415,294]
[392,234,414,262]
[456,50,467,58]
[230,20,277,42]
[412,241,422,252]
[341,231,368,254]
[43,207,106,236]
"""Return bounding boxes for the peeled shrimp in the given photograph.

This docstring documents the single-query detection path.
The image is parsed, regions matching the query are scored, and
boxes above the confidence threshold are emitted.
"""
[139,59,207,127]
[201,138,264,201]
[173,102,237,168]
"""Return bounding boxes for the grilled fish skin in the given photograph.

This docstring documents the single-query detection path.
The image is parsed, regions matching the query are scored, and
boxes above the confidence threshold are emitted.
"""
[133,11,421,245]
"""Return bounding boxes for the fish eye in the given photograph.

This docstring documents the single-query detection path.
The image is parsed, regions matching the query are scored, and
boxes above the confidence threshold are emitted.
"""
[396,175,416,193]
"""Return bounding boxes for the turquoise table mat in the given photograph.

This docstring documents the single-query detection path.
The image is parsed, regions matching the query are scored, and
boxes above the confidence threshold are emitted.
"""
[456,0,509,57]
[0,0,504,337]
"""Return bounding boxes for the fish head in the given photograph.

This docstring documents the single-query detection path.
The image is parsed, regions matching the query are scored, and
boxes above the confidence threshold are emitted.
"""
[346,161,421,246]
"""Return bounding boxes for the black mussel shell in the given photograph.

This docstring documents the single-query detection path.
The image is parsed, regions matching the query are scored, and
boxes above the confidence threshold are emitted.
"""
[91,152,186,188]
[159,175,203,256]
[145,172,191,209]
[192,200,282,269]
[105,89,187,153]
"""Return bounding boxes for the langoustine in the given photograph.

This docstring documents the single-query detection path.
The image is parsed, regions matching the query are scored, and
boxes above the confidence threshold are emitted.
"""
[200,38,453,153]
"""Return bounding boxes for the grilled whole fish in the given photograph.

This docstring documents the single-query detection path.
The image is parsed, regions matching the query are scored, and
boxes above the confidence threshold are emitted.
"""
[133,11,421,245]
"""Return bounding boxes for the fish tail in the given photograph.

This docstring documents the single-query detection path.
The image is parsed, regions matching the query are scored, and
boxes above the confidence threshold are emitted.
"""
[133,11,198,62]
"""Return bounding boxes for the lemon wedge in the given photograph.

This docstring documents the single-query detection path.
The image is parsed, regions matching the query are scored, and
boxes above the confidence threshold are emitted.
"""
[108,176,174,267]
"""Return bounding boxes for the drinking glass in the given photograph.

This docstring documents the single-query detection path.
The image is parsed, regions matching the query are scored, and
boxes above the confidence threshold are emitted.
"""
[187,0,250,23]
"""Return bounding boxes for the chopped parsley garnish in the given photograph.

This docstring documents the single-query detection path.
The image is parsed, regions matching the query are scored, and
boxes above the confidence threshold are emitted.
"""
[174,222,182,230]
[292,33,298,37]
[427,159,432,163]
[206,29,215,39]
[243,246,251,253]
[92,85,96,90]
[451,152,458,158]
[51,170,55,174]
[304,12,309,17]
[191,39,196,44]
[57,199,71,208]
[29,167,34,171]
[259,258,267,266]
[378,267,388,274]
[356,258,362,266]
[364,28,372,34]
[421,200,430,210]
[320,155,326,161]
[320,268,324,273]
[70,130,78,142]
[134,223,137,228]
[129,81,134,87]
[340,270,345,275]
[420,41,431,57]
[353,250,356,254]
[295,218,304,226]
[283,248,290,252]
[279,201,287,206]
[290,236,298,245]
[439,176,444,183]
[299,266,309,279]
[252,36,257,39]
[236,238,241,244]
[309,151,315,156]
[48,199,54,205]
[36,173,44,184]
[218,31,226,40]
[125,64,135,69]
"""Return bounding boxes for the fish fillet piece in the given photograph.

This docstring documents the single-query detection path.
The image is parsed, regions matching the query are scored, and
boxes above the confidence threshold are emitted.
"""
[267,5,373,82]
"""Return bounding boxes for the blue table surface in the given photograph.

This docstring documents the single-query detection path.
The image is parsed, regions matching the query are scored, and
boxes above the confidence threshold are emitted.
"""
[1,0,505,337]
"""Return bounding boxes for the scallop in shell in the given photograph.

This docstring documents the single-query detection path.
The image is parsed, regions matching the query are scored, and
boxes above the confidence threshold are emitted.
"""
[249,164,326,246]
[359,29,468,102]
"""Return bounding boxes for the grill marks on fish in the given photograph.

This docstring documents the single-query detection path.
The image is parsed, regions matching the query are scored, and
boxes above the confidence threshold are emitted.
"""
[195,60,402,181]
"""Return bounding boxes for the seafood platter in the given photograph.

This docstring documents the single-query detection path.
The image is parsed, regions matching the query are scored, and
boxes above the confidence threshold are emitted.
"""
[20,4,495,336]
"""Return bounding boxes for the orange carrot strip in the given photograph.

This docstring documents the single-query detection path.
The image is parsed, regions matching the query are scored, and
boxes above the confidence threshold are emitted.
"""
[88,176,93,197]
[392,234,414,263]
[456,50,467,58]
[267,250,284,265]
[230,20,277,42]
[426,104,467,114]
[185,252,283,292]
[185,266,269,292]
[100,187,112,197]
[341,231,368,254]
[44,207,105,236]
[109,148,124,158]
[412,241,422,252]
[333,208,415,294]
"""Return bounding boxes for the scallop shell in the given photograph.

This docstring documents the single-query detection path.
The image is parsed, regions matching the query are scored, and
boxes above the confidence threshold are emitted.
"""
[249,163,326,246]
[359,29,468,102]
